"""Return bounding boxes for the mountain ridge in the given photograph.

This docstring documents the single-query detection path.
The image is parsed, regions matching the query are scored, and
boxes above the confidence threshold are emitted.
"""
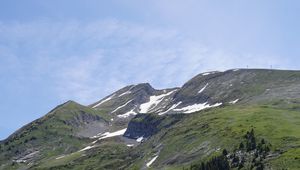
[1,68,300,170]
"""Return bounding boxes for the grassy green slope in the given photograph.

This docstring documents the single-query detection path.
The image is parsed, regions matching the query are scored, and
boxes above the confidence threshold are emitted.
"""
[0,101,111,170]
[32,99,300,170]
[32,140,138,170]
[129,99,300,170]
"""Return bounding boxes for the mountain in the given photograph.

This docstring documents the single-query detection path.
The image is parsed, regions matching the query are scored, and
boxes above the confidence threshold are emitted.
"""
[0,69,300,170]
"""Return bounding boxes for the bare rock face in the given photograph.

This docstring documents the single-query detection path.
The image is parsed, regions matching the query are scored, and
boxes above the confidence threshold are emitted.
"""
[124,114,183,140]
[65,112,108,138]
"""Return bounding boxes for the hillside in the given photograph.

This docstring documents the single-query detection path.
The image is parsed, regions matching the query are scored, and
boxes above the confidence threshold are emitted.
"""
[0,69,300,170]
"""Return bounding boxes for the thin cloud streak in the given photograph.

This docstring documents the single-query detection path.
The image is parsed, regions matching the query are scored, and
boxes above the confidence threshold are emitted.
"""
[0,19,289,105]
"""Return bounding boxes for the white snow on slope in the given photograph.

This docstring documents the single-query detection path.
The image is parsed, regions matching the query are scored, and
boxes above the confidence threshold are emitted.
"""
[55,155,66,160]
[119,85,136,97]
[91,128,127,140]
[202,71,219,76]
[14,159,26,163]
[112,100,133,113]
[14,151,39,163]
[139,90,177,113]
[146,155,159,167]
[229,99,239,104]
[66,129,127,155]
[158,102,182,115]
[117,109,137,118]
[174,102,222,114]
[198,83,209,93]
[79,146,94,152]
[127,144,134,147]
[136,136,144,142]
[98,128,127,140]
[202,72,212,76]
[118,91,131,97]
[92,94,115,108]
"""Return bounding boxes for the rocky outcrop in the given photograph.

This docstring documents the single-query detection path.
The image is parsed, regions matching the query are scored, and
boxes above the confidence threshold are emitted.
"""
[124,114,183,139]
[64,111,103,127]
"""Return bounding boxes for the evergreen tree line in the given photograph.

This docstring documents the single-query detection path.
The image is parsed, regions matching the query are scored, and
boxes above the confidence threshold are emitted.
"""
[185,155,230,170]
[230,129,270,169]
[185,129,271,170]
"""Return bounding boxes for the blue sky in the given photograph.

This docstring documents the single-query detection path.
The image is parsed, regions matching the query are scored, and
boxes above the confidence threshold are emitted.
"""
[0,0,299,140]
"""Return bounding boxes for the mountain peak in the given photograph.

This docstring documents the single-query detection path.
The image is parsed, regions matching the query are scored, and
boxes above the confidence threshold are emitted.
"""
[2,69,300,169]
[63,100,78,105]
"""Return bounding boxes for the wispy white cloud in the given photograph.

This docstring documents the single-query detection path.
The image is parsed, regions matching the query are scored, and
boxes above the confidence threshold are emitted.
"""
[0,19,288,104]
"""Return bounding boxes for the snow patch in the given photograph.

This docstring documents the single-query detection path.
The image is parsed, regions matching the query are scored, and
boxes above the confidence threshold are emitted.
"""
[91,128,127,140]
[56,155,66,160]
[202,72,212,76]
[146,155,159,167]
[229,99,239,104]
[202,71,218,76]
[111,100,133,113]
[174,102,222,113]
[117,109,137,118]
[158,102,182,115]
[118,85,135,97]
[127,144,134,147]
[233,69,239,72]
[71,129,126,154]
[118,91,131,97]
[15,159,26,163]
[98,128,127,140]
[198,83,208,94]
[93,94,115,108]
[136,136,144,142]
[79,146,94,152]
[139,90,177,113]
[13,151,39,163]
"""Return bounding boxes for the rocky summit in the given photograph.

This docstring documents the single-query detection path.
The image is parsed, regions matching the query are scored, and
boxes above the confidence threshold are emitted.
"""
[1,69,300,170]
